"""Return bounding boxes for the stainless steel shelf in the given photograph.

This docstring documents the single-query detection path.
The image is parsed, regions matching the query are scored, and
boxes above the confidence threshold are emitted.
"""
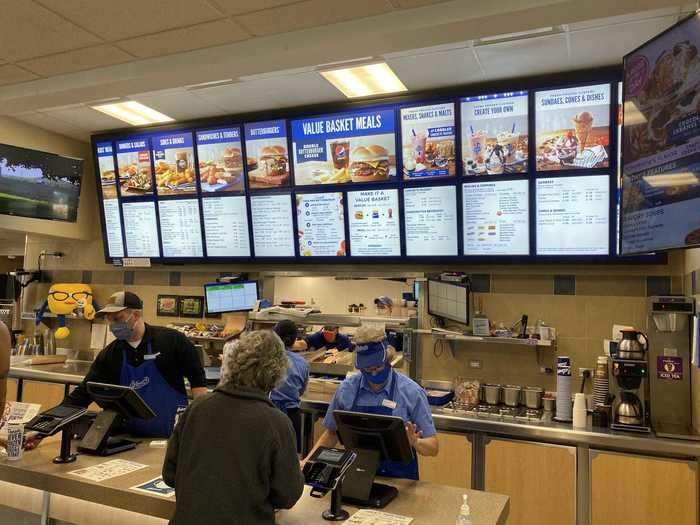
[414,329,556,349]
[249,311,412,328]
[22,312,90,321]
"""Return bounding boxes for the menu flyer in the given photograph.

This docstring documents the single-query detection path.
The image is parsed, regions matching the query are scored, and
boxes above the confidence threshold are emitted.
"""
[102,199,124,258]
[291,108,396,185]
[202,196,251,257]
[400,103,456,179]
[116,137,153,197]
[296,192,346,256]
[244,120,290,189]
[250,194,295,257]
[96,142,117,199]
[196,127,244,193]
[152,132,197,196]
[157,199,204,257]
[122,201,160,257]
[461,92,528,175]
[347,189,400,256]
[462,180,529,255]
[403,185,458,256]
[536,175,609,255]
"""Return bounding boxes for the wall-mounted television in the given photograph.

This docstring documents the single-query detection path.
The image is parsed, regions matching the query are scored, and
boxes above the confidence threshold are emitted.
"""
[0,143,82,222]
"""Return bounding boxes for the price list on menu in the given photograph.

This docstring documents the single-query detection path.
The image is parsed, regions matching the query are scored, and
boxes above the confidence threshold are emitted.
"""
[102,199,124,258]
[536,175,609,255]
[403,186,458,256]
[348,189,400,256]
[296,192,346,256]
[122,202,160,257]
[157,199,204,257]
[202,196,251,257]
[250,194,295,257]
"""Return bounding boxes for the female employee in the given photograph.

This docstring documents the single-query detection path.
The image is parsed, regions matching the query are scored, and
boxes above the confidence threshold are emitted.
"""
[296,325,351,351]
[304,326,438,479]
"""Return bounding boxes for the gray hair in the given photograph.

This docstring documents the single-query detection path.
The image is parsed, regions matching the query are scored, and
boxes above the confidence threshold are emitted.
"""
[219,330,287,392]
[353,325,386,345]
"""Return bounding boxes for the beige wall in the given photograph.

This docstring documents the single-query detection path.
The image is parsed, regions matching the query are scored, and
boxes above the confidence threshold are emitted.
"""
[684,248,700,432]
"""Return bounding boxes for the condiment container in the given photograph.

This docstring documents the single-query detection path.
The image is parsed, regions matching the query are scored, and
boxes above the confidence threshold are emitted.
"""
[524,386,544,409]
[503,385,522,407]
[483,383,502,405]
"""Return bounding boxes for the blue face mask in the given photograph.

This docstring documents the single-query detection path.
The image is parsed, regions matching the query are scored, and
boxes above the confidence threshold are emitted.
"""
[110,313,134,341]
[362,363,391,386]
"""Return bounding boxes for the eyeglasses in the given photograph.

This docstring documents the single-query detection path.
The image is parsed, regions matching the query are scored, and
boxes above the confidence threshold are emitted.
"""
[49,291,93,301]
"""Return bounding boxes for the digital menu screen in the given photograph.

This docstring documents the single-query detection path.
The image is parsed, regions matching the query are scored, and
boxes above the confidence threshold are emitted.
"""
[462,180,529,255]
[96,142,124,258]
[196,127,244,193]
[202,196,251,257]
[296,192,346,256]
[291,108,396,186]
[244,120,290,189]
[96,142,117,199]
[116,137,153,197]
[102,199,124,258]
[122,201,160,257]
[250,193,295,257]
[400,103,456,179]
[403,185,458,256]
[535,84,611,171]
[158,199,204,257]
[347,189,400,256]
[536,175,609,255]
[461,91,528,176]
[152,132,197,196]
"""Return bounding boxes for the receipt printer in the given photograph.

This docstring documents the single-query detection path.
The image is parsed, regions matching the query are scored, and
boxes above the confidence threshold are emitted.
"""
[303,447,357,497]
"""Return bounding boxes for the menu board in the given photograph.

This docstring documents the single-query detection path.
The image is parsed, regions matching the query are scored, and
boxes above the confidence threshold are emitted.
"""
[122,201,160,257]
[202,196,251,257]
[400,103,456,179]
[296,192,346,256]
[102,199,124,258]
[116,137,153,197]
[244,120,290,189]
[462,180,529,255]
[347,189,400,256]
[96,142,117,199]
[461,92,528,175]
[536,175,609,255]
[403,185,458,256]
[535,84,611,171]
[157,199,204,257]
[152,132,197,196]
[291,108,396,186]
[196,128,244,193]
[250,193,295,257]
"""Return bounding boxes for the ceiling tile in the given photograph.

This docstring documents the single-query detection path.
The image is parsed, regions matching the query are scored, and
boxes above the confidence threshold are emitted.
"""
[390,0,454,8]
[35,0,222,41]
[115,19,250,59]
[211,0,299,16]
[0,65,40,86]
[13,111,90,142]
[17,45,134,77]
[0,0,101,61]
[38,106,128,133]
[131,91,228,121]
[235,0,394,37]
[475,33,569,80]
[386,46,483,90]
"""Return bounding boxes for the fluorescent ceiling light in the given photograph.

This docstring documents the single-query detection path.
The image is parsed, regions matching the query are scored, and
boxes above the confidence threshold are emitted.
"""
[320,62,407,98]
[643,172,699,188]
[476,26,556,45]
[90,101,174,126]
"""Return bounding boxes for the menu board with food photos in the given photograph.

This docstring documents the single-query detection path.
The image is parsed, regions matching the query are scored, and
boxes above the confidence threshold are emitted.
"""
[535,84,611,171]
[296,192,346,256]
[461,92,528,176]
[196,128,244,193]
[152,132,197,196]
[291,108,396,186]
[122,201,160,257]
[244,120,290,189]
[348,189,401,256]
[96,142,118,199]
[116,137,154,197]
[250,193,295,257]
[400,103,456,179]
[403,185,458,256]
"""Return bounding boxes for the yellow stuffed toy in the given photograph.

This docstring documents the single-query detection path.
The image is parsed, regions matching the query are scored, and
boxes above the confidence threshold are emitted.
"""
[35,283,99,339]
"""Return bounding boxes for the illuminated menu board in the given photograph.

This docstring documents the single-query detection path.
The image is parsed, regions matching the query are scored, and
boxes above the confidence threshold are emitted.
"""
[347,188,400,256]
[296,192,346,256]
[403,185,458,256]
[96,142,124,258]
[122,201,160,257]
[400,103,456,179]
[157,199,204,257]
[202,196,251,257]
[196,127,244,193]
[244,120,289,189]
[250,193,295,257]
[116,137,153,197]
[152,131,197,196]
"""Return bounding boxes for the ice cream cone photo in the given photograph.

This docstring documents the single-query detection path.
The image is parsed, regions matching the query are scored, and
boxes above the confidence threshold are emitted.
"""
[572,111,593,154]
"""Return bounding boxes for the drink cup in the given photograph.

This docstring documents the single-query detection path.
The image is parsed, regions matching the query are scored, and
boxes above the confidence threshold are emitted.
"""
[470,131,487,162]
[6,423,24,461]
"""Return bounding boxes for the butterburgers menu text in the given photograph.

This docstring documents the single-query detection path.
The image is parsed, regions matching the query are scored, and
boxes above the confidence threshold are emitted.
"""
[244,120,290,189]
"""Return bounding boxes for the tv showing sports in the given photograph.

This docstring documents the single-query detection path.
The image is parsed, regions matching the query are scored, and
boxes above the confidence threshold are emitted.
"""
[0,143,82,222]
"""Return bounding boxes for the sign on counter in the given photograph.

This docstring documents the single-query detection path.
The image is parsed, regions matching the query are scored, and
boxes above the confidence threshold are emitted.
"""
[69,459,148,483]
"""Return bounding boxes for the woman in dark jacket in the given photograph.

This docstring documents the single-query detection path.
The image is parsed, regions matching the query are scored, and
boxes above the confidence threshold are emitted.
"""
[163,330,304,525]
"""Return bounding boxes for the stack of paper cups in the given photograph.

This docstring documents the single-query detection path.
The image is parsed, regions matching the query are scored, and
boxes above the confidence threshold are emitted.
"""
[573,393,587,428]
[556,356,572,422]
[593,356,609,407]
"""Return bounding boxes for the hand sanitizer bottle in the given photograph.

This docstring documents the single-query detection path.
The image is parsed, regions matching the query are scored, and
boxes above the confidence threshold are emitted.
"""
[456,494,472,525]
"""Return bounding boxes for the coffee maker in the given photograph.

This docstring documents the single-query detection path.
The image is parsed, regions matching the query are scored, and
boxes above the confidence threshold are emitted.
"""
[610,349,651,433]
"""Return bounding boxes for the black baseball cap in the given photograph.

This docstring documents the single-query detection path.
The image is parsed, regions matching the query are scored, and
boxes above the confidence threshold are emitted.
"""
[95,291,143,316]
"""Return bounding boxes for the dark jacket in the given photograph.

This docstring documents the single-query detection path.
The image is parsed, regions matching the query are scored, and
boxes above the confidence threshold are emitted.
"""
[163,383,304,525]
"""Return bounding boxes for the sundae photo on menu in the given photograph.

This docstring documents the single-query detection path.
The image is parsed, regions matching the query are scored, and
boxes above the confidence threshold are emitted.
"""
[461,91,528,176]
[291,108,396,185]
[244,120,289,188]
[96,142,117,199]
[535,84,611,171]
[400,103,456,179]
[116,137,153,197]
[196,127,244,193]
[296,192,346,256]
[152,132,197,196]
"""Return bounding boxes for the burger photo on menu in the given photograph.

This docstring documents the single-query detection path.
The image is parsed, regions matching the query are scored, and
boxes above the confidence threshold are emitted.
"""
[116,137,153,197]
[244,120,290,188]
[291,108,396,185]
[152,132,198,196]
[196,128,244,193]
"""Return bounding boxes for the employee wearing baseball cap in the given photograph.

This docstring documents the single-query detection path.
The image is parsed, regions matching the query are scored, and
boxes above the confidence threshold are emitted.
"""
[64,291,207,437]
[304,326,438,480]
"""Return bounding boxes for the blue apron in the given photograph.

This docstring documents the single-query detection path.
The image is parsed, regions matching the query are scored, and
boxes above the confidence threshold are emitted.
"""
[350,369,419,480]
[119,342,188,437]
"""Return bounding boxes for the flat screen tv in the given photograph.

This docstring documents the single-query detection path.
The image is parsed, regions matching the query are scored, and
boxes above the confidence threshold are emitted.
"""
[0,143,83,222]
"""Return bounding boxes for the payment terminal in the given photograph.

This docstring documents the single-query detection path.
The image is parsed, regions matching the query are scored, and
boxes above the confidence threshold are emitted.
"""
[303,447,357,496]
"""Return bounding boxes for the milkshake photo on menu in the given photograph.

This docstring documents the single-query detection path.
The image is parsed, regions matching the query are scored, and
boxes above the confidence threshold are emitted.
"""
[400,103,456,179]
[460,91,528,175]
[535,84,611,171]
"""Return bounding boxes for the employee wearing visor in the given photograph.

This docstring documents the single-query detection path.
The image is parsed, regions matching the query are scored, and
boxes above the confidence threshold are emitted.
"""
[64,291,207,437]
[297,325,351,351]
[304,326,438,480]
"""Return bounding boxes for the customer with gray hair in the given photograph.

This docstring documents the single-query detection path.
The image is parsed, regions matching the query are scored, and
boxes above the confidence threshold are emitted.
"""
[163,330,304,525]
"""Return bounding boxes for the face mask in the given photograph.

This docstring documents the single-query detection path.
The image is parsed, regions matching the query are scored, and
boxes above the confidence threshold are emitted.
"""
[362,363,391,386]
[323,330,336,343]
[110,313,134,341]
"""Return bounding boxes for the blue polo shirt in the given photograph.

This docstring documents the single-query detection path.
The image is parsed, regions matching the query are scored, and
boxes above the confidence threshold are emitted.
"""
[270,350,309,411]
[323,371,437,437]
[304,331,351,351]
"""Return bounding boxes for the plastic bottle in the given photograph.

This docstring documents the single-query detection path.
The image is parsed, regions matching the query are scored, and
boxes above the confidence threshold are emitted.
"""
[456,494,472,525]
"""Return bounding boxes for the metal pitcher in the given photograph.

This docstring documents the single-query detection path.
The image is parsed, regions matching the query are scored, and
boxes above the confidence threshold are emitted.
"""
[618,329,648,360]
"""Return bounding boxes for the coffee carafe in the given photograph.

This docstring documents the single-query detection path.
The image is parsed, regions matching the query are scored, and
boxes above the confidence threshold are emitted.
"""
[610,359,651,433]
[617,329,648,360]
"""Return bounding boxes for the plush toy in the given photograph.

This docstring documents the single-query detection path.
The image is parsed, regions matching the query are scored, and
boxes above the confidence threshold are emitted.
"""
[35,283,100,339]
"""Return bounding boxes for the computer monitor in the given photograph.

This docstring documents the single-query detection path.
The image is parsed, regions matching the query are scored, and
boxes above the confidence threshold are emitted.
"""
[204,281,259,314]
[427,278,470,325]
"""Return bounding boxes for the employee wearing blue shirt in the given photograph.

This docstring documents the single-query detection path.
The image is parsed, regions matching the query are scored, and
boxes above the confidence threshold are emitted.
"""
[298,325,351,351]
[304,326,439,480]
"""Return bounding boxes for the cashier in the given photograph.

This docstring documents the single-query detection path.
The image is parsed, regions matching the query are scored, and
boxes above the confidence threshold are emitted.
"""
[65,291,207,437]
[304,326,438,480]
[297,325,351,351]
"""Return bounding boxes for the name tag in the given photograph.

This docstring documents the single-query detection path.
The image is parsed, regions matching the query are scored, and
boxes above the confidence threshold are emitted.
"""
[144,353,160,361]
[382,399,397,410]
